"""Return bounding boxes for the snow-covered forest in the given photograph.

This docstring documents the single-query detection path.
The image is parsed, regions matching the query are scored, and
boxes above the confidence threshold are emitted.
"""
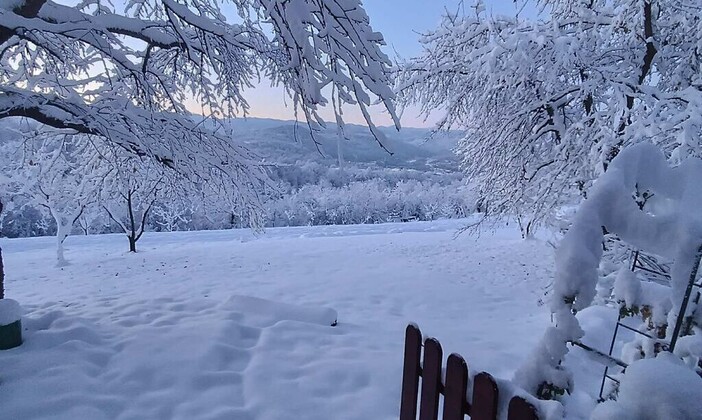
[1,0,702,419]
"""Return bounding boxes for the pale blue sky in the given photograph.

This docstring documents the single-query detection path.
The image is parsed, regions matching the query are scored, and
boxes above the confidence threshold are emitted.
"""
[365,1,530,58]
[242,1,532,128]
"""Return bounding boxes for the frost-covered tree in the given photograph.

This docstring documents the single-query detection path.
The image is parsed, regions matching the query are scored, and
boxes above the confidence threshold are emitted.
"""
[101,153,170,253]
[0,0,400,221]
[151,198,193,232]
[76,203,106,235]
[397,0,702,234]
[263,177,474,227]
[3,134,108,265]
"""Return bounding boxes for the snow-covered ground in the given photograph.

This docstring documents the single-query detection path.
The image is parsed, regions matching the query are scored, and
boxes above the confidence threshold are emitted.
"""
[0,219,554,420]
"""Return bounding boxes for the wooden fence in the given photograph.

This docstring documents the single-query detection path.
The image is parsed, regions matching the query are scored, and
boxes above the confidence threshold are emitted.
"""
[400,324,539,420]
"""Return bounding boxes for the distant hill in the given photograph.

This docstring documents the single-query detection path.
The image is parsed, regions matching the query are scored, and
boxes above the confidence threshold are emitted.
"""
[0,116,463,172]
[225,117,462,171]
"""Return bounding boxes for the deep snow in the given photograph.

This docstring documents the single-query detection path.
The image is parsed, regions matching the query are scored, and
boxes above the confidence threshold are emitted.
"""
[0,219,554,419]
[591,354,702,420]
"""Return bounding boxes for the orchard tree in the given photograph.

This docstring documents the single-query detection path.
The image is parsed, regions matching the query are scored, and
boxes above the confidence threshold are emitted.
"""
[76,203,106,235]
[151,198,193,232]
[3,133,109,265]
[101,151,170,253]
[0,0,400,229]
[397,0,702,234]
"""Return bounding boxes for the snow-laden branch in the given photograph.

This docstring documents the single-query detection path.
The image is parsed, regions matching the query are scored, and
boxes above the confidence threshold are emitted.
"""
[397,0,702,234]
[0,0,399,221]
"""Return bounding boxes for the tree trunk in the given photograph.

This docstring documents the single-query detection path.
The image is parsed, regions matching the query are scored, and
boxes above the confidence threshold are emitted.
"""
[0,200,4,299]
[128,236,137,253]
[57,241,66,266]
[0,247,4,300]
[337,136,344,168]
[57,233,67,266]
[55,222,70,267]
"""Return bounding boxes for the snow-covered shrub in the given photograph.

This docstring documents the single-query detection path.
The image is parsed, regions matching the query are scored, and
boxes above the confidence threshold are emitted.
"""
[516,143,702,404]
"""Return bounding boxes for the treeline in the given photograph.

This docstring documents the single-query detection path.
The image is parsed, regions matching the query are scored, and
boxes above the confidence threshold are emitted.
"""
[1,161,474,238]
[267,178,473,227]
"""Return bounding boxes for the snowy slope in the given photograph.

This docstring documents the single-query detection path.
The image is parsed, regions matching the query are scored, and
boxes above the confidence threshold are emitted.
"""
[0,219,553,420]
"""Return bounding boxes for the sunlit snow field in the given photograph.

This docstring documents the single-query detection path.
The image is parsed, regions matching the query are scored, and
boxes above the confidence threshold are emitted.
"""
[1,219,555,420]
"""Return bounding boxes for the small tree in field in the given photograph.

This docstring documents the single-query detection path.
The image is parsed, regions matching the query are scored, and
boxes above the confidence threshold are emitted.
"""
[101,153,169,253]
[76,204,105,236]
[398,0,702,234]
[151,198,193,232]
[3,134,108,265]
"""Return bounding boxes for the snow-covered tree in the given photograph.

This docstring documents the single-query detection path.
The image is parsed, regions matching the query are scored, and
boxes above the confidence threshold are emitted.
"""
[0,0,400,221]
[3,133,108,265]
[263,177,474,227]
[76,203,107,236]
[397,0,702,234]
[151,198,194,232]
[101,153,170,253]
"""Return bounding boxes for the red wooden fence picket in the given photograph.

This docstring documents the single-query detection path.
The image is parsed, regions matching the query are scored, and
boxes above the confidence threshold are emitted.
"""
[442,354,468,420]
[400,324,422,420]
[419,338,443,420]
[400,324,539,420]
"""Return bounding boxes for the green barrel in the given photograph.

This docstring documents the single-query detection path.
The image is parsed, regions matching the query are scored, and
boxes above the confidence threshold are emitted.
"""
[0,319,22,350]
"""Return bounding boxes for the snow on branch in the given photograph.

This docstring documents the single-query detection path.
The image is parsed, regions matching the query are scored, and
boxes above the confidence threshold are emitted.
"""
[0,0,399,220]
[397,0,702,234]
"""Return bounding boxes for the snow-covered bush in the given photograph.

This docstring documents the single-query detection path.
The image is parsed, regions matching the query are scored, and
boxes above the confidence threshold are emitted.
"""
[516,143,702,404]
